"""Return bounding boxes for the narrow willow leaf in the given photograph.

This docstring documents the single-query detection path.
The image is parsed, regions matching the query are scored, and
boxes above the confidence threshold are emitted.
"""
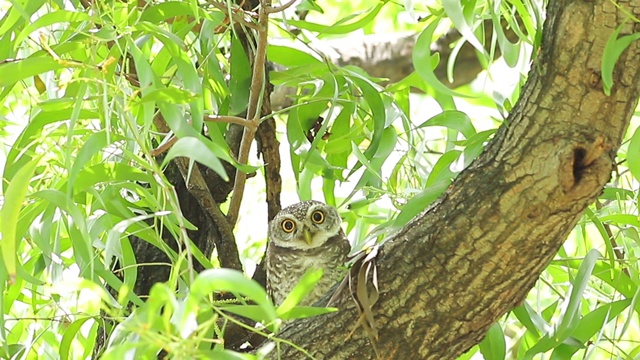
[68,131,110,190]
[33,75,46,94]
[425,149,461,187]
[267,45,323,67]
[138,86,197,104]
[277,268,324,316]
[393,180,449,227]
[229,36,251,115]
[285,1,385,35]
[416,110,477,138]
[0,0,45,35]
[413,18,471,98]
[277,305,337,320]
[442,0,486,55]
[347,73,385,160]
[555,249,600,340]
[351,141,382,181]
[140,1,206,23]
[15,10,94,45]
[4,108,98,186]
[601,23,640,95]
[189,269,276,326]
[0,55,62,86]
[0,157,39,281]
[551,299,631,359]
[628,125,640,182]
[59,317,93,360]
[513,302,545,337]
[479,323,506,360]
[162,137,228,180]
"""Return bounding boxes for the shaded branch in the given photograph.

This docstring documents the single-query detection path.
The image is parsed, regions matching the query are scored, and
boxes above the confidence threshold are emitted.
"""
[152,116,243,272]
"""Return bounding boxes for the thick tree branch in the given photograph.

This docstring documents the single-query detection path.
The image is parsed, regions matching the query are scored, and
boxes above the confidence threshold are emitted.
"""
[270,19,518,109]
[270,1,640,358]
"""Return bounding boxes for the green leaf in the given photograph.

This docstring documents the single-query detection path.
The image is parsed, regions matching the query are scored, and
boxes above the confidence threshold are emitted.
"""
[0,0,45,36]
[551,300,631,358]
[162,137,228,181]
[413,18,471,98]
[479,323,506,360]
[73,163,153,195]
[189,269,276,325]
[489,4,521,67]
[285,1,386,35]
[346,73,385,160]
[140,1,207,23]
[15,10,94,45]
[135,21,203,128]
[393,180,450,227]
[0,55,63,87]
[426,149,461,187]
[277,268,323,316]
[68,131,110,190]
[524,250,601,360]
[134,21,186,51]
[59,317,93,360]
[0,157,39,280]
[229,36,252,115]
[555,249,600,340]
[277,305,337,320]
[601,23,640,95]
[267,45,323,67]
[351,141,382,182]
[442,0,486,55]
[138,86,197,104]
[416,110,476,139]
[628,125,640,182]
[105,212,165,281]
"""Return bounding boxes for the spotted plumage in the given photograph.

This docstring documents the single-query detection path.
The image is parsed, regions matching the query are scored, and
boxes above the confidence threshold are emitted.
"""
[265,200,350,306]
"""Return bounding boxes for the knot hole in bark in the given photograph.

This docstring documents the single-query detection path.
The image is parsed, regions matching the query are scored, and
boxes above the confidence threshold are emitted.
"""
[572,147,587,183]
[567,134,610,191]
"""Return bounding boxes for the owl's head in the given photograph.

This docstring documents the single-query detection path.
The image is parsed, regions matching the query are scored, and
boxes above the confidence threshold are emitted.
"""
[268,200,342,250]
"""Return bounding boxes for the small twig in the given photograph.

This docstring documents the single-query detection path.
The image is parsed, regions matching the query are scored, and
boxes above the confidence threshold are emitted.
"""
[594,201,629,276]
[209,1,261,31]
[226,0,270,227]
[150,135,178,156]
[267,0,297,14]
[204,114,255,128]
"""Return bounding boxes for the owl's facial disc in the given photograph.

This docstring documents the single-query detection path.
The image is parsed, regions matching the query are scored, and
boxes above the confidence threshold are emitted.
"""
[269,201,343,250]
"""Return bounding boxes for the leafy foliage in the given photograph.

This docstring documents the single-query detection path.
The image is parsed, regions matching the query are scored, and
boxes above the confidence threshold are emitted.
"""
[0,0,639,359]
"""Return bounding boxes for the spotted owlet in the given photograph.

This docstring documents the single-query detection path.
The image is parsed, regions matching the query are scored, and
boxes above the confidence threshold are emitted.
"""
[265,200,351,306]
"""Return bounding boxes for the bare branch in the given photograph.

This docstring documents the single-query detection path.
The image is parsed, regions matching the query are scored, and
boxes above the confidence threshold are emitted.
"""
[209,1,262,31]
[150,135,177,156]
[266,0,297,14]
[204,114,255,128]
[227,1,271,227]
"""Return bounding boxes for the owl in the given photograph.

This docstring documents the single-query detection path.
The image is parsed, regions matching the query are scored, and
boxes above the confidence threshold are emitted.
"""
[266,200,351,306]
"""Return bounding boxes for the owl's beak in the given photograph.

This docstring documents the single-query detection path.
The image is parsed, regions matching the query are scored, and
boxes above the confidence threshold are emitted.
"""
[303,229,313,245]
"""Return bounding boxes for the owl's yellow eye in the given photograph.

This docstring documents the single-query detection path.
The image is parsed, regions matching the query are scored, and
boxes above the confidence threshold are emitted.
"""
[281,219,296,233]
[311,210,324,224]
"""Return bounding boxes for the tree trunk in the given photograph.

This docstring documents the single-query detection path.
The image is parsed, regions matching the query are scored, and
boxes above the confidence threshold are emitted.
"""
[271,1,640,359]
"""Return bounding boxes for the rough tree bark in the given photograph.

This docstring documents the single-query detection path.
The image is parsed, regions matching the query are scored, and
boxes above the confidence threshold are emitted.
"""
[271,1,640,359]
